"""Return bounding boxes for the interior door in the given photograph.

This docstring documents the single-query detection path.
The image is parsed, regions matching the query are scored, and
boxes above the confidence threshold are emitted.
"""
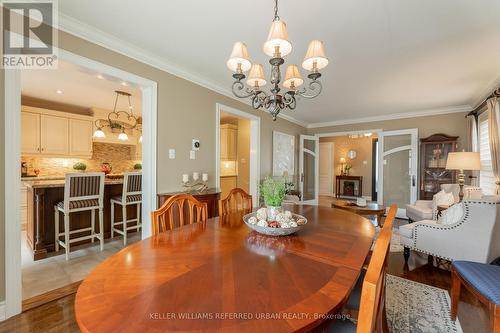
[319,142,333,196]
[299,135,319,204]
[378,129,418,218]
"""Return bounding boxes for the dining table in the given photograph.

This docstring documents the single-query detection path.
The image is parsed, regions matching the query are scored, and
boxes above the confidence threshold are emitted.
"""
[75,204,375,333]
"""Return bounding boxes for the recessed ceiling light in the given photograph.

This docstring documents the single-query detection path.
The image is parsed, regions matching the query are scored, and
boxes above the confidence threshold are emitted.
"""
[56,89,63,94]
[121,81,128,86]
[97,74,104,79]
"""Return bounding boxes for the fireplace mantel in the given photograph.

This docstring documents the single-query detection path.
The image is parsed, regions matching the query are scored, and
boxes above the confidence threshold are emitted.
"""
[335,175,363,198]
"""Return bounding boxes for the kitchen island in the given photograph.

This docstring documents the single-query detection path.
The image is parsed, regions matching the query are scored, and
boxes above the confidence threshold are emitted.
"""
[23,176,140,261]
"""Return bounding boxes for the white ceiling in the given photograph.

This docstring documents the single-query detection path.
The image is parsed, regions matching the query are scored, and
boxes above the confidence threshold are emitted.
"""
[58,0,500,126]
[21,59,142,114]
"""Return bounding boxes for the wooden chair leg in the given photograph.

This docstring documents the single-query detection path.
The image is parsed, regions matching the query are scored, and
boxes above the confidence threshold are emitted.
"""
[403,247,410,262]
[450,268,461,321]
[492,304,499,333]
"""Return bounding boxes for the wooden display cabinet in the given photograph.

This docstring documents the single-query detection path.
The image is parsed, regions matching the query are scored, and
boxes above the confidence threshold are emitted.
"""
[420,133,459,200]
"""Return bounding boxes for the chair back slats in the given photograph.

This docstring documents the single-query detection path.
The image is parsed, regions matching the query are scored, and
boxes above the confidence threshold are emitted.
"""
[151,194,208,235]
[219,188,253,216]
[122,172,142,202]
[64,173,105,211]
[356,204,397,333]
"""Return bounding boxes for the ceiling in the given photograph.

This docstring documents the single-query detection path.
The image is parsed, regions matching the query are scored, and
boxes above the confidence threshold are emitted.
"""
[21,59,142,114]
[58,0,500,126]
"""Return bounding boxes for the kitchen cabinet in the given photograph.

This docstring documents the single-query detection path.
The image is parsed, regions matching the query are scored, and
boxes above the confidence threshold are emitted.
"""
[220,123,237,160]
[21,106,94,158]
[220,176,237,200]
[21,112,41,154]
[69,118,93,156]
[40,114,69,155]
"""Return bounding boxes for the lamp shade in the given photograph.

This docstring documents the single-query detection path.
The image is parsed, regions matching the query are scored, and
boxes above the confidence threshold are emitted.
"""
[227,42,252,73]
[302,40,328,71]
[446,152,481,171]
[263,19,292,57]
[283,64,303,89]
[246,64,266,88]
[339,157,346,164]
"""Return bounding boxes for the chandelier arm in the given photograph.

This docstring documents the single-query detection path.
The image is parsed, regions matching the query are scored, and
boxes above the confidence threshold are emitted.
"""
[296,80,323,99]
[232,80,255,99]
[283,91,297,110]
[251,91,269,109]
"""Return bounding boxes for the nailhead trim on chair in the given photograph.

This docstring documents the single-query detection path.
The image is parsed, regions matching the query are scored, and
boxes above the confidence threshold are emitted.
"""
[410,200,500,260]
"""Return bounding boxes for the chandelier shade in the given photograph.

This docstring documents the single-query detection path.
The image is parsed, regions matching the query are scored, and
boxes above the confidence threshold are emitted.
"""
[246,64,267,88]
[302,40,328,71]
[283,64,303,89]
[263,19,292,57]
[227,42,252,73]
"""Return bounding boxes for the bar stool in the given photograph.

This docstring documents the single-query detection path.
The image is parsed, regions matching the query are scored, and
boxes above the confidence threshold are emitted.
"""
[111,172,142,245]
[54,172,105,261]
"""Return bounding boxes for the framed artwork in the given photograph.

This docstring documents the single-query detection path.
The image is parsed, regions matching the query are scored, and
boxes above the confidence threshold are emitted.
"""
[273,131,295,177]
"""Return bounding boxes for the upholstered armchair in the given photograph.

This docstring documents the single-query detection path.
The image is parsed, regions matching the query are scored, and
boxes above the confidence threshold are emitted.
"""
[400,196,500,263]
[405,184,474,222]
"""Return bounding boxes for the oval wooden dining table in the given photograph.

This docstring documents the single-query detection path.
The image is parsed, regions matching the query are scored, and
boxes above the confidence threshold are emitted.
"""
[75,204,375,333]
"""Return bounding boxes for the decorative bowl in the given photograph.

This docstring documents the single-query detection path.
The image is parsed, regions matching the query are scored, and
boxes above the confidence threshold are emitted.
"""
[243,212,308,236]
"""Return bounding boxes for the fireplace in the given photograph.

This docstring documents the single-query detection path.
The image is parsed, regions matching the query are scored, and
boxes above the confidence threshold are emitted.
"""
[343,181,355,196]
[335,175,363,198]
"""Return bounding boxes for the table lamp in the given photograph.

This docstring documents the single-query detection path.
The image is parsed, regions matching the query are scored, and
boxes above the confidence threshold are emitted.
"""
[339,157,346,175]
[445,152,480,200]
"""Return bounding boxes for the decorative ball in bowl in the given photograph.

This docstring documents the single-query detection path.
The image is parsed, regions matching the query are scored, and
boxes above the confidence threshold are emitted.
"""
[243,207,308,236]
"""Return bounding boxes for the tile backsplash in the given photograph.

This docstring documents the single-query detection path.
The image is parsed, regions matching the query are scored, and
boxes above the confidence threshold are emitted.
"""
[22,143,141,176]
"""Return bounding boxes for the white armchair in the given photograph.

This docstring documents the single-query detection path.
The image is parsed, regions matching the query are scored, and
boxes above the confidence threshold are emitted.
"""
[400,196,500,263]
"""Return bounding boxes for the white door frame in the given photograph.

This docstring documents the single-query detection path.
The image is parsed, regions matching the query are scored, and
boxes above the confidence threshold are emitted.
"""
[215,103,260,207]
[3,49,158,319]
[299,135,319,204]
[319,142,334,196]
[377,128,418,217]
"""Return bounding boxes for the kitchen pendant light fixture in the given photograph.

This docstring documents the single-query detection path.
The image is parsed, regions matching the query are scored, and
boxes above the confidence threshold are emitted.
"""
[227,0,329,120]
[93,90,138,141]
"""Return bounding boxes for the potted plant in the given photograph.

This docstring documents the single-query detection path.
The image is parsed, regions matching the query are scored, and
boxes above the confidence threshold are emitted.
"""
[260,177,287,220]
[73,162,87,171]
[101,162,112,175]
[134,163,142,170]
[109,122,122,133]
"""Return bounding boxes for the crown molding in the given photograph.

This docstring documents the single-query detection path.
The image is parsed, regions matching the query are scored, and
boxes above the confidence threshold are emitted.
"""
[58,13,308,128]
[470,75,500,109]
[306,105,472,128]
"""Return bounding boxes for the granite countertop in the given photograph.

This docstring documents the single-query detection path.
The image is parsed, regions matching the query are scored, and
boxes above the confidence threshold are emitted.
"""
[23,177,125,189]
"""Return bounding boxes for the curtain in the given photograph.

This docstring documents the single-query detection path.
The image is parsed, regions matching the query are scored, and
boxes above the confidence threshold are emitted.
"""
[466,114,479,185]
[466,115,478,152]
[487,97,500,194]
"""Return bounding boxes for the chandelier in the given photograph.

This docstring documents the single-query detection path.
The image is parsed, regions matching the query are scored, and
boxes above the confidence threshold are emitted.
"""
[93,90,139,142]
[226,0,329,120]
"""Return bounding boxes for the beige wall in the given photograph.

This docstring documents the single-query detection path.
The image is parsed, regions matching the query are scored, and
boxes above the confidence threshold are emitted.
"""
[0,70,5,302]
[0,31,306,302]
[320,136,375,197]
[309,112,468,150]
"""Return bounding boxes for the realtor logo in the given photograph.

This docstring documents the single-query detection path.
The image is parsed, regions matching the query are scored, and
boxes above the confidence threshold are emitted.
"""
[1,0,58,68]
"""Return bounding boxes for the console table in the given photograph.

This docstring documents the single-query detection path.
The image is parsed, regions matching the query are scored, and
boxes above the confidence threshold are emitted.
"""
[335,175,363,198]
[157,188,221,218]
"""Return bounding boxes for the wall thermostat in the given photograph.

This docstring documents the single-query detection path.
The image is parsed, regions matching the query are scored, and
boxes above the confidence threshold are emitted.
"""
[192,139,200,151]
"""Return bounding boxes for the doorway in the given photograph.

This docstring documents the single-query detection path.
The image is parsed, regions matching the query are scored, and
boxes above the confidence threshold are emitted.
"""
[4,49,157,319]
[215,104,260,207]
[377,129,418,218]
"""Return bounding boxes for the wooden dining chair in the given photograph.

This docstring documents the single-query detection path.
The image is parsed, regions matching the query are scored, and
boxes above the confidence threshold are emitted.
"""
[151,194,208,235]
[328,204,396,332]
[218,188,252,216]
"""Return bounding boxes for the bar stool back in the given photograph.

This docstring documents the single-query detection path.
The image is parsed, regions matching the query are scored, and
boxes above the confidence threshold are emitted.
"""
[54,172,105,260]
[111,172,142,245]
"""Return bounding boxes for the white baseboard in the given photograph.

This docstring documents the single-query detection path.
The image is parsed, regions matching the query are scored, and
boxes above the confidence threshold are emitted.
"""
[0,301,6,321]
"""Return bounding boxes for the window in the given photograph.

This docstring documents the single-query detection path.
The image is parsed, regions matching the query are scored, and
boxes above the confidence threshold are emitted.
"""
[478,111,496,194]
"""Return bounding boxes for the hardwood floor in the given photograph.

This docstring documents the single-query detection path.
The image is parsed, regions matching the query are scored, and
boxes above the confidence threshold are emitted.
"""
[0,245,490,333]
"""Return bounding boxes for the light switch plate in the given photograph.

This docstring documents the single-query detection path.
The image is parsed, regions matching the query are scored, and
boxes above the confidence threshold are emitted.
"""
[190,150,196,160]
[192,139,200,151]
[169,149,175,159]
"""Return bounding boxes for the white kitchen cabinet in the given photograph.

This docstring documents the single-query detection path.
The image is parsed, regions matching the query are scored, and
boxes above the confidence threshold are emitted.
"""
[69,118,94,157]
[21,112,41,154]
[40,114,69,155]
[220,124,238,160]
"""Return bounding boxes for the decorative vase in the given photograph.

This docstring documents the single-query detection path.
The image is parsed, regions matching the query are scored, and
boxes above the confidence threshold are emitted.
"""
[266,205,281,221]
